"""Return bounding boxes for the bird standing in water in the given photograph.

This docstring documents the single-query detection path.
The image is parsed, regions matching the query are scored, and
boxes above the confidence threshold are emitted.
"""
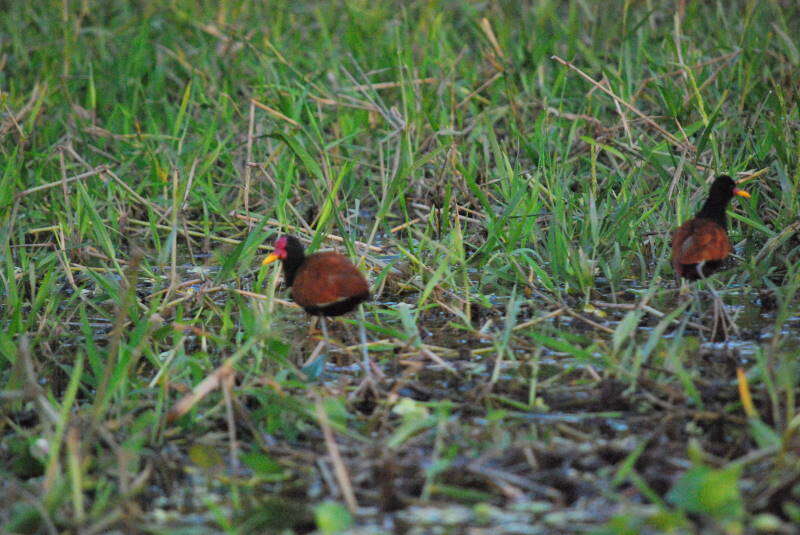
[262,235,374,382]
[671,175,750,338]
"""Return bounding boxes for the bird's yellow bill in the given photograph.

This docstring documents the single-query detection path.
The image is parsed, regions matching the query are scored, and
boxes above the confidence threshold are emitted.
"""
[262,253,280,266]
[733,188,751,199]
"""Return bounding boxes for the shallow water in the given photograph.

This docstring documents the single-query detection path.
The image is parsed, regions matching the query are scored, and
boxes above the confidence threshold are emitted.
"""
[7,252,797,534]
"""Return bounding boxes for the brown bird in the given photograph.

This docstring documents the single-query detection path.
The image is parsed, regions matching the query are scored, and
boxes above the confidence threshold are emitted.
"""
[672,175,750,280]
[262,235,369,315]
[262,235,372,379]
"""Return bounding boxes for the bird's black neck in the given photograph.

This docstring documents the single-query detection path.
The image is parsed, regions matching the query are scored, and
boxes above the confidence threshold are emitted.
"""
[696,197,730,229]
[278,236,308,287]
[282,254,304,287]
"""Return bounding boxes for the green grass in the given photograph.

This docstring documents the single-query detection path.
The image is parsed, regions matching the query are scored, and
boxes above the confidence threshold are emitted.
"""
[2,1,800,533]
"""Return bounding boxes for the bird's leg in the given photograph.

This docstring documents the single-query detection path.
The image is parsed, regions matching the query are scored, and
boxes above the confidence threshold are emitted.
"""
[359,314,371,379]
[320,315,330,353]
[710,292,721,341]
[713,289,737,340]
[305,317,326,359]
[358,304,384,381]
[350,304,380,398]
[301,316,329,380]
[696,263,722,339]
[696,263,737,340]
[678,275,690,299]
[715,289,738,340]
[678,278,690,302]
[694,262,706,281]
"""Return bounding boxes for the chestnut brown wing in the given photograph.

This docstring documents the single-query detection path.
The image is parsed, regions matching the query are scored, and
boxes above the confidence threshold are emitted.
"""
[291,252,369,309]
[672,218,731,265]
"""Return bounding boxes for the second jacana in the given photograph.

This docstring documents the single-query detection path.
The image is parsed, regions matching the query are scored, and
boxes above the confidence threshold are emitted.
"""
[671,175,750,280]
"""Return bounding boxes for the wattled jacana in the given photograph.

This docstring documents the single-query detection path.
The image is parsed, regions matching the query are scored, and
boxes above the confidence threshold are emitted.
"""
[262,235,372,379]
[671,175,750,280]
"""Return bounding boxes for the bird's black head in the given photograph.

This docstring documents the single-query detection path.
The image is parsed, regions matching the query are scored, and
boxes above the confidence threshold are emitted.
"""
[696,175,750,226]
[262,235,306,286]
[708,175,738,201]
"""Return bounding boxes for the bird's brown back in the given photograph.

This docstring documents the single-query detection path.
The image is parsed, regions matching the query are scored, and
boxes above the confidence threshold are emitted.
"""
[291,251,369,310]
[671,217,731,275]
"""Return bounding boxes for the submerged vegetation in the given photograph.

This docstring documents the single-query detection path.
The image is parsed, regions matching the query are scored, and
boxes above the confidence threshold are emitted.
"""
[1,1,799,533]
